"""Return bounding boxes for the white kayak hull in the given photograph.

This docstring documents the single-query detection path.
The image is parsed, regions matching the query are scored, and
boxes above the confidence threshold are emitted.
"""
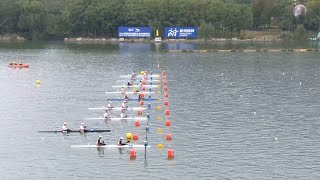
[105,91,155,94]
[120,74,160,78]
[112,85,159,88]
[84,117,147,120]
[88,107,147,111]
[71,144,150,148]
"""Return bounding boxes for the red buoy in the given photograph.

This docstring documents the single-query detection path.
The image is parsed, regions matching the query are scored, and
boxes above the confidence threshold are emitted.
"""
[137,110,142,116]
[140,93,145,98]
[142,86,146,91]
[130,149,136,160]
[164,93,168,98]
[166,134,172,140]
[167,149,174,159]
[163,86,168,91]
[165,120,171,126]
[165,109,170,116]
[142,81,146,85]
[164,101,169,106]
[133,134,139,140]
[140,101,144,106]
[135,120,140,127]
[163,80,167,86]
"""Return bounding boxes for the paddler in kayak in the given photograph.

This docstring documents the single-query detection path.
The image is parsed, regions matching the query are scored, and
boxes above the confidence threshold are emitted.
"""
[131,71,138,80]
[120,87,127,94]
[117,137,128,146]
[79,123,86,132]
[61,122,69,132]
[104,101,113,118]
[106,101,113,109]
[133,87,139,93]
[124,93,129,101]
[18,60,22,65]
[120,100,128,118]
[127,80,133,87]
[138,93,143,101]
[97,136,106,146]
[138,80,144,90]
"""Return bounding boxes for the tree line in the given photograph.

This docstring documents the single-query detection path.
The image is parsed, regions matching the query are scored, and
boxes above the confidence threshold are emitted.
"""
[0,0,319,40]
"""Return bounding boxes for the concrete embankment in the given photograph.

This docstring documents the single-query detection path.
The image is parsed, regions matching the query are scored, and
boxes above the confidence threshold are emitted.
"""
[164,49,320,53]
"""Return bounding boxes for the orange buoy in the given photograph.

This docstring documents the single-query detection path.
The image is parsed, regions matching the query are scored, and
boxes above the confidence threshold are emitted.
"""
[137,110,142,116]
[167,149,174,159]
[164,101,169,106]
[140,93,145,98]
[140,101,144,106]
[133,134,139,140]
[130,149,136,159]
[135,120,140,127]
[164,86,168,91]
[165,120,171,126]
[164,93,168,97]
[163,80,167,85]
[166,134,172,140]
[165,109,170,116]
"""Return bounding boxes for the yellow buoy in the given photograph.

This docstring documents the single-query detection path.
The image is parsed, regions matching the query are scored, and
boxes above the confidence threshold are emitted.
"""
[140,71,145,75]
[126,132,132,140]
[157,144,163,149]
[157,85,161,88]
[157,98,161,102]
[157,116,161,120]
[36,80,41,84]
[157,106,162,111]
[157,91,161,95]
[157,80,161,83]
[157,128,162,133]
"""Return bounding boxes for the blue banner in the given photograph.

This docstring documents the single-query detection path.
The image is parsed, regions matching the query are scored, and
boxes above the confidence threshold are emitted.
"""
[165,27,198,38]
[118,27,151,38]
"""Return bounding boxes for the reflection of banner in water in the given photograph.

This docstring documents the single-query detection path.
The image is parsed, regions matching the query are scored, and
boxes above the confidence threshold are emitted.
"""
[118,43,151,52]
[163,43,197,50]
[293,4,306,17]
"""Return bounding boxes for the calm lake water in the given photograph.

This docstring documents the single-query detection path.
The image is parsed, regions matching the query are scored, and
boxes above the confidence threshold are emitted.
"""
[0,41,319,179]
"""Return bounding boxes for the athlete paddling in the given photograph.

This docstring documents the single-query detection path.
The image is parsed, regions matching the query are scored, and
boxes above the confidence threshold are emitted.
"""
[117,137,128,146]
[131,71,138,80]
[97,136,106,146]
[79,123,86,132]
[61,122,69,132]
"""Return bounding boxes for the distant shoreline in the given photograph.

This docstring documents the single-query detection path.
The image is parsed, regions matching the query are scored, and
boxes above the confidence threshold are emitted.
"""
[63,37,282,43]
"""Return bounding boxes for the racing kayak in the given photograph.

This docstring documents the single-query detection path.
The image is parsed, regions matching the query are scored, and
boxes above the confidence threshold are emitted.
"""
[84,117,147,120]
[106,98,158,101]
[88,107,147,111]
[71,144,150,148]
[8,64,29,68]
[120,74,160,78]
[112,85,159,88]
[105,91,155,94]
[38,129,111,133]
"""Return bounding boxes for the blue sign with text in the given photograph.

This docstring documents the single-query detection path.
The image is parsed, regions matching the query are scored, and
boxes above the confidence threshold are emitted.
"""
[118,27,151,38]
[165,27,198,38]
